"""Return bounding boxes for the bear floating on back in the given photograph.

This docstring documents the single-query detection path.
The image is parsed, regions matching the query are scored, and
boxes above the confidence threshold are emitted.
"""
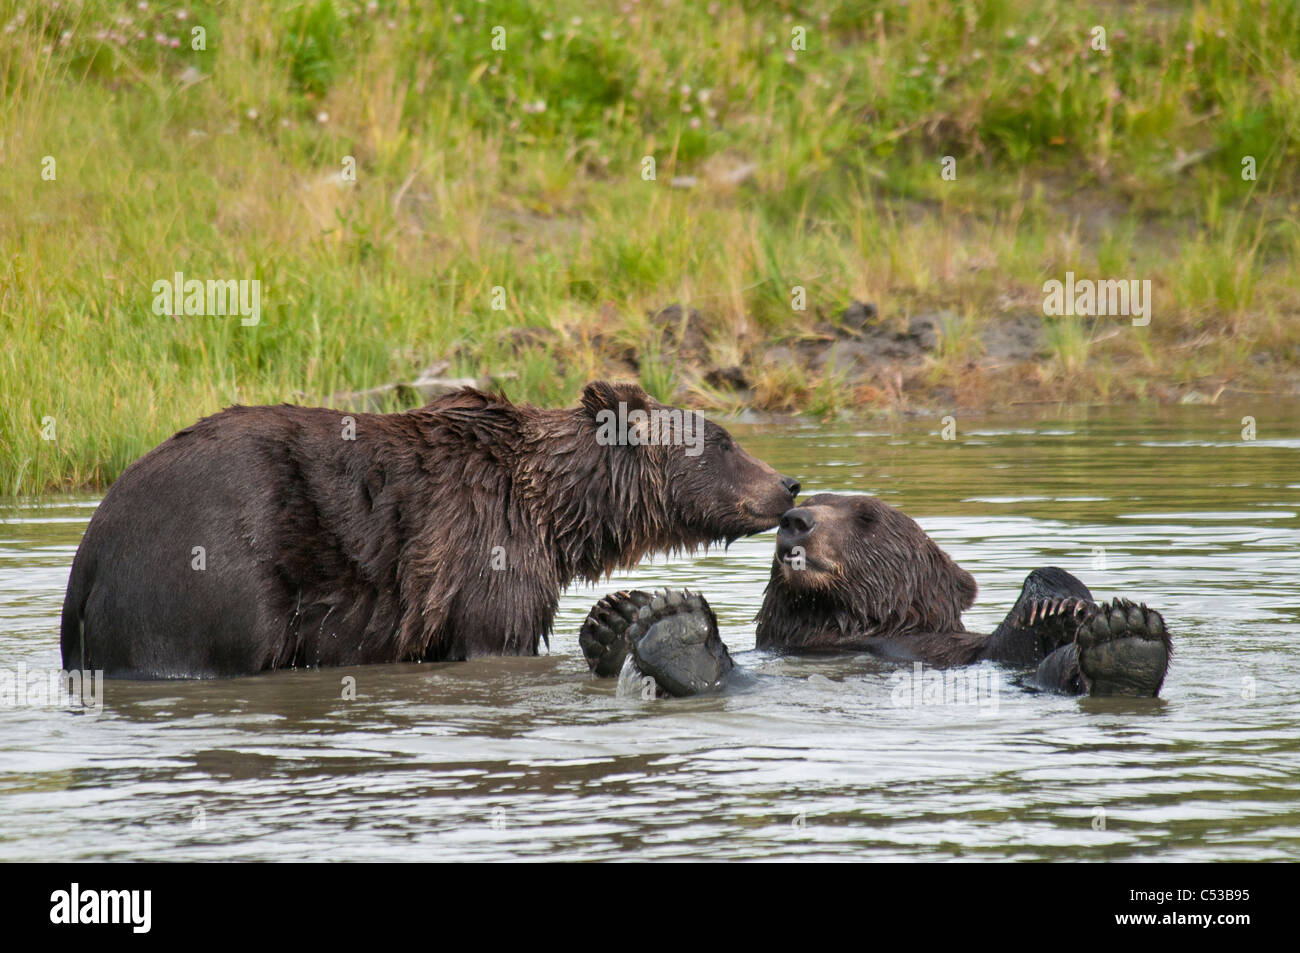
[582,494,1172,698]
[61,381,799,678]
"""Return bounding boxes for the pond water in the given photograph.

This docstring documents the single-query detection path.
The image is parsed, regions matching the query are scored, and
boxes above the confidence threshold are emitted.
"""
[1,403,1298,861]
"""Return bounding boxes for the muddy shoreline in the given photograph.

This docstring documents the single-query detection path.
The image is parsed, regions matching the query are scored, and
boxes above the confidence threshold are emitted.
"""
[329,301,1300,418]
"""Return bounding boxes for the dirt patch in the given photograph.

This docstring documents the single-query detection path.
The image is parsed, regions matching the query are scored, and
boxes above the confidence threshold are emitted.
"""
[978,312,1047,364]
[648,303,711,365]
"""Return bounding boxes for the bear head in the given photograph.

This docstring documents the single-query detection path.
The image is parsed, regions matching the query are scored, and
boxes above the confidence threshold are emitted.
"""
[757,493,977,648]
[577,380,799,550]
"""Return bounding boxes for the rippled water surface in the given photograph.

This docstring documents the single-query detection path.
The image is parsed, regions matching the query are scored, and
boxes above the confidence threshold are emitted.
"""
[2,403,1298,861]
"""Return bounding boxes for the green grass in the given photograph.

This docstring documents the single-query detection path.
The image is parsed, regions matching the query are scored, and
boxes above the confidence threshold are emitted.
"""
[2,0,1299,493]
[1044,317,1095,378]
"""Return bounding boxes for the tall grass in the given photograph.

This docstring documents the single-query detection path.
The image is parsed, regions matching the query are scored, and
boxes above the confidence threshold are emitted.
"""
[1,0,1297,494]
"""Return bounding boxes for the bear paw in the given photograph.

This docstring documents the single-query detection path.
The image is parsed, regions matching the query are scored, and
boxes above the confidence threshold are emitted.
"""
[1008,595,1095,660]
[579,589,655,677]
[581,589,734,697]
[1075,598,1171,697]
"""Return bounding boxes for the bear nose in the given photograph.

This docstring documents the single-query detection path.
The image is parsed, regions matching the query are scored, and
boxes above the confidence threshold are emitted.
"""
[780,476,801,498]
[778,507,815,536]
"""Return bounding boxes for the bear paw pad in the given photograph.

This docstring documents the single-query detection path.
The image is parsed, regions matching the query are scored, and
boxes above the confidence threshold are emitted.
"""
[579,589,655,677]
[1074,598,1171,697]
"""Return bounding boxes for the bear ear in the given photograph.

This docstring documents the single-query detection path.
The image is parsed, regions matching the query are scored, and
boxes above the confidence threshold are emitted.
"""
[580,380,651,419]
[915,542,977,629]
[955,565,977,611]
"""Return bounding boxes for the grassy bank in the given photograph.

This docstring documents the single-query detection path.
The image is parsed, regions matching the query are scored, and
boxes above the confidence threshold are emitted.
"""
[2,0,1298,494]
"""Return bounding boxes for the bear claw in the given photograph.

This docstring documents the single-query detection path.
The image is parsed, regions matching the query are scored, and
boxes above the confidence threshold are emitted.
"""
[1020,595,1089,629]
[1012,596,1096,661]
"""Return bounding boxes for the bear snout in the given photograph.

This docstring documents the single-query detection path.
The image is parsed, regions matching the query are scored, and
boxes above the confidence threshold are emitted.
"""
[778,507,816,536]
[776,507,816,565]
[737,472,801,530]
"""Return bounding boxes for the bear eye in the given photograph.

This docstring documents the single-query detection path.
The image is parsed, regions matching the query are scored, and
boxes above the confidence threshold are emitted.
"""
[717,436,733,452]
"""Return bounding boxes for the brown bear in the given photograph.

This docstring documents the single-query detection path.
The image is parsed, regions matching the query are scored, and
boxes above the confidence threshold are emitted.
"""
[61,381,799,678]
[580,494,1171,697]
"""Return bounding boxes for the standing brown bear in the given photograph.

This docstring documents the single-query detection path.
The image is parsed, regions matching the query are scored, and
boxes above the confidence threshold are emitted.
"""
[580,494,1172,698]
[61,381,799,678]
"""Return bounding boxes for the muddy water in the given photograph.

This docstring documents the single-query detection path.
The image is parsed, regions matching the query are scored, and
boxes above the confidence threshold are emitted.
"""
[1,403,1298,861]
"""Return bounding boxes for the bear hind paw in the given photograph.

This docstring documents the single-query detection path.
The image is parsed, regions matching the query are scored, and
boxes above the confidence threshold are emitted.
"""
[1075,598,1171,697]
